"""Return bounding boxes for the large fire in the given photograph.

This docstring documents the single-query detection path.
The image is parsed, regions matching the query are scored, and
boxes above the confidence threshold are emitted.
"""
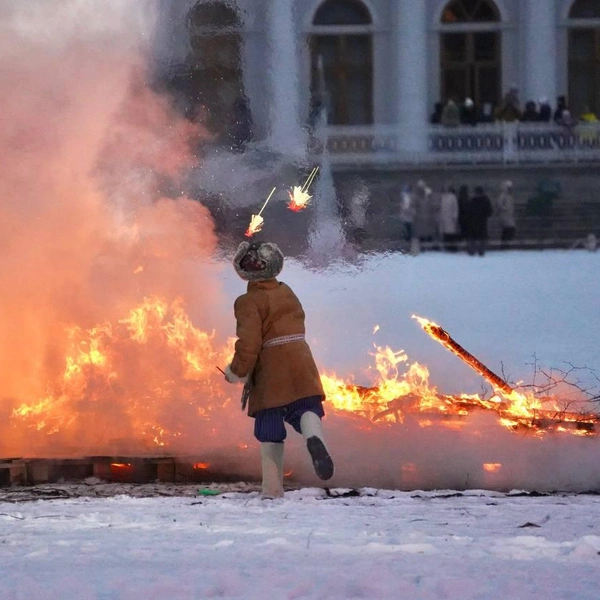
[7,298,598,458]
[1,1,598,473]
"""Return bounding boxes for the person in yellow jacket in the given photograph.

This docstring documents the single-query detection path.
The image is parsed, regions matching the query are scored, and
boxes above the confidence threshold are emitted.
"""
[578,106,599,145]
[579,107,598,123]
[223,241,334,498]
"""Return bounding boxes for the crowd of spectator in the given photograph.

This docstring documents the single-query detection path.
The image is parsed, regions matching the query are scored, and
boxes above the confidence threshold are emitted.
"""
[345,179,598,255]
[397,179,516,256]
[431,89,598,130]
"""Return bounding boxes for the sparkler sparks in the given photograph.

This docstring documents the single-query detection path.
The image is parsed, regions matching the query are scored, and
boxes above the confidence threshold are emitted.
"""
[245,187,277,237]
[288,166,319,212]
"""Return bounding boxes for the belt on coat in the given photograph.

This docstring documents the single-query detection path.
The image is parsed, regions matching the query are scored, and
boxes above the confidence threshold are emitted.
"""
[262,334,305,349]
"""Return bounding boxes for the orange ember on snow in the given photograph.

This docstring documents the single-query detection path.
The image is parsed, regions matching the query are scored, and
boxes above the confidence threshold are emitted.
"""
[483,463,502,473]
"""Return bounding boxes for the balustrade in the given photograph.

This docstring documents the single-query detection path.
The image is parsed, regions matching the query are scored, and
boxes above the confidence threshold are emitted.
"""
[310,123,600,165]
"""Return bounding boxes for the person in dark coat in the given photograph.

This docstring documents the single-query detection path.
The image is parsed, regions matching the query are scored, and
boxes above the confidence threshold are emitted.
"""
[460,98,478,126]
[554,96,568,124]
[538,98,552,122]
[521,100,540,122]
[224,241,334,498]
[464,186,493,256]
[430,102,443,124]
[479,103,495,123]
[457,185,470,241]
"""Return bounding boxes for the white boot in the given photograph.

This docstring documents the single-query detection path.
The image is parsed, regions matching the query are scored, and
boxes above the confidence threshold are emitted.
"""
[300,412,334,480]
[260,442,284,499]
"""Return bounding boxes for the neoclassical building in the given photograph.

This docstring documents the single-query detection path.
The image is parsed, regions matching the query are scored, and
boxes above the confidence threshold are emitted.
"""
[156,0,600,161]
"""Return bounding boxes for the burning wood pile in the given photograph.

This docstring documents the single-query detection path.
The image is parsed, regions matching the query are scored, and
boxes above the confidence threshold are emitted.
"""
[1,306,598,490]
[322,316,600,437]
[3,301,599,463]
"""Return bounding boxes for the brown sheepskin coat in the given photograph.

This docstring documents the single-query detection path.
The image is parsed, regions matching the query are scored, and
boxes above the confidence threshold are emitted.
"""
[230,279,325,416]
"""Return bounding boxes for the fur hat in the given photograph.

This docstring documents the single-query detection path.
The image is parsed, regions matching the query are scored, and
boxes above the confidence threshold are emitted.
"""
[233,241,284,282]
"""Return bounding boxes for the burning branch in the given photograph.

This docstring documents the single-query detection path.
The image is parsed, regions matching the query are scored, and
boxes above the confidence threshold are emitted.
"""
[412,315,513,395]
[245,187,277,237]
[287,167,319,212]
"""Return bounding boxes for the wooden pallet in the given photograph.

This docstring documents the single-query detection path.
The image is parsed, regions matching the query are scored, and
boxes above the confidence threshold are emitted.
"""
[0,456,256,487]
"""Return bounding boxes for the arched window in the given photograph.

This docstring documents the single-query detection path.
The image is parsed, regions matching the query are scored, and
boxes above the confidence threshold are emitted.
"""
[442,0,500,22]
[569,0,600,18]
[439,0,502,110]
[568,0,600,116]
[309,0,373,125]
[173,2,247,143]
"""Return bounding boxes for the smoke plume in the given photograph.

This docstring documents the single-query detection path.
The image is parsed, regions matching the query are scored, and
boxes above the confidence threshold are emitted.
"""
[0,0,237,456]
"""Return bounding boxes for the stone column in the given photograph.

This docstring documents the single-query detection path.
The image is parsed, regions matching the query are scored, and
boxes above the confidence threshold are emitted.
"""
[266,0,306,155]
[523,0,557,105]
[394,0,429,155]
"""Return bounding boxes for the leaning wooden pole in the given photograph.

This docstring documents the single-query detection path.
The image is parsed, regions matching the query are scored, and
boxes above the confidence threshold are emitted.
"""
[412,315,514,395]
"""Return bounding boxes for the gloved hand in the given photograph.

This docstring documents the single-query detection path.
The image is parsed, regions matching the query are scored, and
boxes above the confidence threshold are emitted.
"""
[224,364,248,384]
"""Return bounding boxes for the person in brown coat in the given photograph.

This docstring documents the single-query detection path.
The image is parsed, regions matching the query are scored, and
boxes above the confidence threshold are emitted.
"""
[224,241,334,498]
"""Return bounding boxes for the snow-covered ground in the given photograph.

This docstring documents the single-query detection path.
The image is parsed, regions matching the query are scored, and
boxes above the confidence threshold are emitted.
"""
[1,484,599,599]
[1,249,599,599]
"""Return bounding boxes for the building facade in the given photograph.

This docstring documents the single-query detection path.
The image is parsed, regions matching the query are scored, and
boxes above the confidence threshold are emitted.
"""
[157,0,600,163]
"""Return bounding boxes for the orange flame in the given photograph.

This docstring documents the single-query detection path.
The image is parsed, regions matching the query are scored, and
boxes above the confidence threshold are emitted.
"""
[7,303,599,457]
[322,339,598,437]
[483,463,502,472]
[10,296,235,452]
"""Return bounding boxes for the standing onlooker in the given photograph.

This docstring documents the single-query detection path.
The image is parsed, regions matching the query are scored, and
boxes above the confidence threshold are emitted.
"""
[538,98,552,122]
[557,109,577,128]
[438,185,459,251]
[578,106,599,146]
[430,102,444,124]
[461,98,477,126]
[347,182,369,245]
[579,106,599,124]
[457,185,470,241]
[441,99,461,128]
[465,186,493,256]
[479,103,495,123]
[521,100,540,122]
[496,180,516,249]
[554,96,568,123]
[414,180,436,243]
[495,87,522,122]
[399,184,415,243]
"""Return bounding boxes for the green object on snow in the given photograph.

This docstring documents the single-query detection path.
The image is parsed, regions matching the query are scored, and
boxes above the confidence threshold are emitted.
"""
[198,488,221,496]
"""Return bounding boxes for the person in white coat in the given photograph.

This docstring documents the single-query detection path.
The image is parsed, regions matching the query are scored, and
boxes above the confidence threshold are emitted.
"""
[438,185,459,252]
[399,184,416,242]
[496,180,516,249]
[414,180,436,243]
